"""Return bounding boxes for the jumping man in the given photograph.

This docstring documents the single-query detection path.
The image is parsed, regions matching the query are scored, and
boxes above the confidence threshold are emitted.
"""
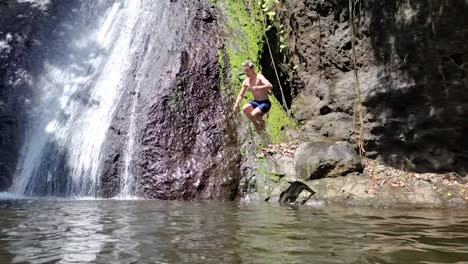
[233,61,273,134]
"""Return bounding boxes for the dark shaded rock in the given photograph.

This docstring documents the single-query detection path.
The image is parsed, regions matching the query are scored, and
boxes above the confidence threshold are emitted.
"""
[294,141,362,180]
[279,181,315,204]
[274,0,468,175]
[0,114,16,190]
[259,24,294,109]
[0,1,55,191]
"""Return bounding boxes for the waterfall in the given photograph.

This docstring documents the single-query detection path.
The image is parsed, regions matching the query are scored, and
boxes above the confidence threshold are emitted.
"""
[118,80,140,199]
[11,0,145,197]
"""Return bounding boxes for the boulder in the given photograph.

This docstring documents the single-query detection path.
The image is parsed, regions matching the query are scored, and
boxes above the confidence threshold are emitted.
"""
[294,141,362,180]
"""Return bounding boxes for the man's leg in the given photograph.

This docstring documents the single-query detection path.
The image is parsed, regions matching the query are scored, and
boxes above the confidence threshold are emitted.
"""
[243,104,262,133]
[251,108,265,132]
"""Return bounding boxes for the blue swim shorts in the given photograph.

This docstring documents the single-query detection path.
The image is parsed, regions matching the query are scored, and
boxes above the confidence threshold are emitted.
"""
[249,99,271,114]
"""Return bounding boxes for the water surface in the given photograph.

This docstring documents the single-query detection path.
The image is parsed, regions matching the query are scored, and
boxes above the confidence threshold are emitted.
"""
[0,199,467,263]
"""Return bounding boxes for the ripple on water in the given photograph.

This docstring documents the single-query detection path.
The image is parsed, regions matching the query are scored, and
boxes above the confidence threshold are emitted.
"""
[0,201,467,264]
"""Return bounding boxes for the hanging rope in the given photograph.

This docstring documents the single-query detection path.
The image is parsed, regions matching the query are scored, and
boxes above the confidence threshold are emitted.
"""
[246,2,292,117]
[261,19,292,118]
[349,0,366,155]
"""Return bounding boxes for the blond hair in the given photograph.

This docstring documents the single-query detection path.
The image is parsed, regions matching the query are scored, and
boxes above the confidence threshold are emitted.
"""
[242,61,254,68]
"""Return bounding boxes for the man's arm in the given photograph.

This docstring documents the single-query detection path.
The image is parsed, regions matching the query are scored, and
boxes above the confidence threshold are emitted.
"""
[233,81,248,112]
[252,73,273,91]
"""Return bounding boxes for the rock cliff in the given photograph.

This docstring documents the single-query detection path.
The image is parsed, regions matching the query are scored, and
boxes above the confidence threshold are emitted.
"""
[269,0,467,175]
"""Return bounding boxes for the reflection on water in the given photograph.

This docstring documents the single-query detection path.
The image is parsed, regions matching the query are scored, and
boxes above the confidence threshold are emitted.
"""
[0,200,467,264]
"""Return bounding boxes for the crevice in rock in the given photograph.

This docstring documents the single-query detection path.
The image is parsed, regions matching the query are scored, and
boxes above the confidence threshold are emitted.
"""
[320,106,332,115]
[259,25,293,109]
[310,164,335,180]
[279,181,316,204]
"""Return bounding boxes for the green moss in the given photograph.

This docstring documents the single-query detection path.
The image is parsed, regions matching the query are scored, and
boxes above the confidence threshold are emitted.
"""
[168,76,184,112]
[224,0,263,92]
[265,99,296,143]
[168,92,178,112]
[221,0,295,144]
[267,174,281,183]
[239,148,245,157]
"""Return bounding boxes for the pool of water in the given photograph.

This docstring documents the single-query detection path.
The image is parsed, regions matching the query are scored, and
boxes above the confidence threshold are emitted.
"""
[0,198,467,263]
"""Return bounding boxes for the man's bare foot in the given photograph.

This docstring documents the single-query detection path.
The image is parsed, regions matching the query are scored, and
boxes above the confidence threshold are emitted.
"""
[258,118,266,131]
[252,120,262,134]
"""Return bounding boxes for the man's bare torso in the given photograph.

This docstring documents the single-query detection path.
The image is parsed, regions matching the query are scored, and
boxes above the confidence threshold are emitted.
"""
[243,74,269,101]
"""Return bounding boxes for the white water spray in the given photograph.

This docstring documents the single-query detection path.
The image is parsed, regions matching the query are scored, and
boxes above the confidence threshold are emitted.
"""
[118,81,140,199]
[11,0,143,197]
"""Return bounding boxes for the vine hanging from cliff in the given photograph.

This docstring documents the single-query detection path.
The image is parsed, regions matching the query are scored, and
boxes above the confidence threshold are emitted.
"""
[250,0,292,117]
[349,0,366,155]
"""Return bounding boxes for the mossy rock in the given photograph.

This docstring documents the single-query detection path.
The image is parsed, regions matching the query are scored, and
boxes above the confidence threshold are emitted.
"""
[219,0,296,144]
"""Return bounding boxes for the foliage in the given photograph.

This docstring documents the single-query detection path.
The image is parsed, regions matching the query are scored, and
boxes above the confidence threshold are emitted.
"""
[259,0,279,21]
[218,0,296,144]
[256,0,287,52]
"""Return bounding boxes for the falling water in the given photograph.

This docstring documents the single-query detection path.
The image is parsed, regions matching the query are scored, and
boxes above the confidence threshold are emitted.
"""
[118,82,140,199]
[11,0,144,197]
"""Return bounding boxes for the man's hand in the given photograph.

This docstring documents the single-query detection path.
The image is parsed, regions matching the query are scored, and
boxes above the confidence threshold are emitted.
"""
[233,104,239,113]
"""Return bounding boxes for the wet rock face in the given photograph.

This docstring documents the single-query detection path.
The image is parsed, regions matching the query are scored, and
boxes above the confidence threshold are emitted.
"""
[138,6,241,200]
[139,49,241,200]
[100,1,242,200]
[277,0,468,174]
[0,114,16,191]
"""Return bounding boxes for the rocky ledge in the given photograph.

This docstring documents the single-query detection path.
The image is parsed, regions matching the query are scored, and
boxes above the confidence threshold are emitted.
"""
[245,141,468,208]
